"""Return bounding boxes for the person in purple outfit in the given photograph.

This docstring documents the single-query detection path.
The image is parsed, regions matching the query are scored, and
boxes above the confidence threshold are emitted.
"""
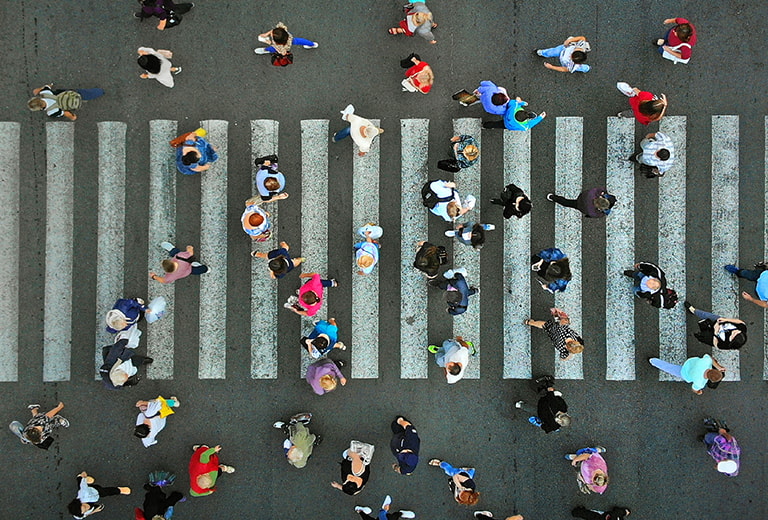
[305,358,347,395]
[701,418,740,476]
[474,80,510,115]
[135,0,194,30]
[546,188,616,218]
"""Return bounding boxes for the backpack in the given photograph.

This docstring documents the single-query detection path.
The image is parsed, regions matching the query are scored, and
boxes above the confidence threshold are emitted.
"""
[271,52,294,67]
[650,287,678,309]
[40,90,82,111]
[421,181,455,209]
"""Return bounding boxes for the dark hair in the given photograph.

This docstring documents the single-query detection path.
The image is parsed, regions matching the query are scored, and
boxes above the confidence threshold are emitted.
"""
[447,363,461,375]
[137,54,162,74]
[445,291,462,304]
[639,99,665,117]
[516,197,532,217]
[23,427,42,444]
[67,500,83,516]
[134,424,150,438]
[301,291,319,305]
[272,27,289,44]
[263,177,280,191]
[312,336,329,351]
[571,50,587,63]
[545,259,572,281]
[491,93,508,106]
[268,257,288,275]
[675,23,692,42]
[469,224,485,249]
[656,148,671,161]
[414,245,440,276]
[708,369,724,383]
[728,330,747,350]
[515,110,536,122]
[181,150,199,166]
[123,374,141,387]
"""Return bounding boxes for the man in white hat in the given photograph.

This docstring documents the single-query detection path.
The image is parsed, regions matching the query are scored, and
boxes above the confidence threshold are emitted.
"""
[332,105,384,157]
[701,418,740,477]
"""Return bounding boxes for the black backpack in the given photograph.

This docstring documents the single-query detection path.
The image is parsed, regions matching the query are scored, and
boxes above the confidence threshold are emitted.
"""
[421,181,455,209]
[650,287,678,309]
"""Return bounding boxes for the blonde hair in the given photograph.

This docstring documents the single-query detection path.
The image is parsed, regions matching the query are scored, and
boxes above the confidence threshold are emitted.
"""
[319,374,338,391]
[197,473,213,489]
[357,255,374,268]
[412,12,432,25]
[592,471,608,487]
[566,339,584,354]
[28,98,46,111]
[446,201,461,218]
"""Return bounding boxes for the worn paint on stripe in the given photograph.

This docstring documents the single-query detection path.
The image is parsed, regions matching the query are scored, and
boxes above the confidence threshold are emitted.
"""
[147,120,177,379]
[553,117,583,380]
[198,120,228,379]
[94,122,127,378]
[452,118,481,379]
[351,119,380,378]
[711,115,740,380]
[250,120,279,379]
[503,130,531,379]
[0,123,20,381]
[658,117,687,381]
[300,120,329,376]
[605,117,636,380]
[43,123,74,382]
[400,119,430,379]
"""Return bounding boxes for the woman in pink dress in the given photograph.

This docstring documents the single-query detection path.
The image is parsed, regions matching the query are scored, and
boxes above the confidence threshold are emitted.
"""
[565,446,609,494]
[284,273,338,317]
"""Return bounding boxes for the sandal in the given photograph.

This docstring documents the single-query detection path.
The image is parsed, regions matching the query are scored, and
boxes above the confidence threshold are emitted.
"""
[388,27,406,35]
[523,319,532,326]
[428,458,442,466]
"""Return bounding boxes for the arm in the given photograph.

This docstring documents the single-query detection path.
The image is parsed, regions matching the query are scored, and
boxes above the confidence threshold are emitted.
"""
[663,18,678,24]
[149,272,168,283]
[299,272,317,279]
[741,291,768,308]
[185,245,194,255]
[289,307,309,317]
[570,453,592,466]
[157,19,167,30]
[198,445,220,464]
[563,36,586,45]
[45,402,65,418]
[32,85,52,96]
[523,319,546,329]
[719,429,733,441]
[710,358,726,372]
[543,63,569,72]
[191,163,211,172]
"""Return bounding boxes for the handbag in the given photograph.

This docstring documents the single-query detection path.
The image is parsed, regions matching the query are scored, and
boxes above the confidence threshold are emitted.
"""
[271,52,294,67]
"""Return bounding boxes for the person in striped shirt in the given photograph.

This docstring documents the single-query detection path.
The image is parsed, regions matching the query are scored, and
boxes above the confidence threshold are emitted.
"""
[701,418,740,476]
[629,132,675,177]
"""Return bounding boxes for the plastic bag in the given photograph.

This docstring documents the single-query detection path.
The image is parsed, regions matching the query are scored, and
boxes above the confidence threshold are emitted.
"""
[145,296,167,324]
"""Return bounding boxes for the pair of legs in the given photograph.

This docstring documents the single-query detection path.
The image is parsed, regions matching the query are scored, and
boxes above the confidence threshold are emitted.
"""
[725,264,763,281]
[482,119,506,129]
[649,357,683,378]
[537,44,565,58]
[548,193,580,210]
[429,459,475,479]
[74,88,105,100]
[333,125,352,142]
[261,37,318,53]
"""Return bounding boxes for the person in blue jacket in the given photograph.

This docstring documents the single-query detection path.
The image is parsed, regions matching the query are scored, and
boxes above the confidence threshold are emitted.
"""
[430,268,478,315]
[105,298,147,334]
[482,96,546,131]
[531,248,571,293]
[174,132,218,175]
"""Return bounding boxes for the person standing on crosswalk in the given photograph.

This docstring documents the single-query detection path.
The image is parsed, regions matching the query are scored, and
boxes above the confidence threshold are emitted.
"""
[253,241,305,279]
[8,402,69,450]
[150,242,208,283]
[28,83,104,121]
[437,135,479,173]
[515,375,571,433]
[490,183,532,219]
[531,248,571,293]
[306,358,347,395]
[137,47,181,87]
[429,336,473,383]
[254,154,289,203]
[474,80,510,115]
[648,354,726,395]
[333,105,384,157]
[430,268,478,315]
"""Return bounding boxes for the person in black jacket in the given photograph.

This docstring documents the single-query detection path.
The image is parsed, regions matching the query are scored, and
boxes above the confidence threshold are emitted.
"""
[624,261,677,308]
[99,331,153,390]
[515,375,571,433]
[490,183,531,219]
[571,506,631,520]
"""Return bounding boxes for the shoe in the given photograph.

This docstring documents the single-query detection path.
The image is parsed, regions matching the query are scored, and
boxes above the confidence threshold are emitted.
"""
[192,445,202,451]
[56,417,70,428]
[143,357,154,365]
[428,344,440,353]
[595,446,607,453]
[482,121,495,129]
[683,300,695,314]
[482,224,495,231]
[118,487,131,495]
[355,507,372,515]
[400,511,415,519]
[428,458,442,466]
[272,421,286,429]
[219,465,235,473]
[724,264,739,274]
[528,416,542,427]
[27,404,41,410]
[159,241,174,252]
[470,287,479,294]
[444,230,456,237]
[655,38,665,46]
[303,42,319,48]
[546,193,555,202]
[283,302,295,309]
[330,278,339,287]
[340,104,355,118]
[382,495,392,509]
[134,12,143,18]
[515,400,524,409]
[335,341,346,350]
[172,66,182,75]
[443,269,455,279]
[475,513,494,519]
[564,453,577,460]
[254,48,271,54]
[536,49,544,56]
[617,112,627,118]
[290,412,312,424]
[623,269,635,277]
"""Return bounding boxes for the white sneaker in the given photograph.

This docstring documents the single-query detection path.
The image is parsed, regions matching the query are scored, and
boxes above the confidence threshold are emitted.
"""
[400,511,416,519]
[159,241,174,252]
[382,495,392,509]
[515,400,524,409]
[453,267,469,278]
[443,269,455,279]
[303,42,319,48]
[474,512,494,519]
[355,506,372,514]
[254,48,271,54]
[444,230,456,237]
[482,224,495,231]
[272,421,286,429]
[340,104,355,119]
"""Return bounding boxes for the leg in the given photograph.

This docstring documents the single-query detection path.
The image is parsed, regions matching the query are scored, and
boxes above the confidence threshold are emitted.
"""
[9,421,28,442]
[649,357,683,379]
[191,264,209,275]
[732,267,762,281]
[437,159,461,173]
[168,247,181,257]
[537,44,564,58]
[320,278,336,288]
[75,88,105,100]
[292,36,318,47]
[91,484,122,497]
[358,512,377,520]
[482,119,506,129]
[173,3,194,14]
[332,125,351,142]
[694,309,721,321]
[434,346,447,367]
[550,194,579,209]
[571,506,604,520]
[438,461,461,477]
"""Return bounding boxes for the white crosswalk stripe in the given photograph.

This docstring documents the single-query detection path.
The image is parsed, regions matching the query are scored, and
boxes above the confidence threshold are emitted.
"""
[3,116,762,382]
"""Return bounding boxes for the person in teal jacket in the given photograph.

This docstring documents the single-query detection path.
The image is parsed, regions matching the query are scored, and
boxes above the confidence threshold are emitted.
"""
[482,97,546,131]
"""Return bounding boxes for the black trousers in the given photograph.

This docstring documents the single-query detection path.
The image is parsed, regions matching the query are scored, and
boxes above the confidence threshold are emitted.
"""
[482,119,506,129]
[359,512,402,520]
[550,194,580,210]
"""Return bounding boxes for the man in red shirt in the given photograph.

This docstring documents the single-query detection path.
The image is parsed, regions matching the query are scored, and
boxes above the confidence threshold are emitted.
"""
[655,17,697,64]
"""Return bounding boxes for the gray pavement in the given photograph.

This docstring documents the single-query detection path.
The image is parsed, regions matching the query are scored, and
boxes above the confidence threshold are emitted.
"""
[2,1,767,519]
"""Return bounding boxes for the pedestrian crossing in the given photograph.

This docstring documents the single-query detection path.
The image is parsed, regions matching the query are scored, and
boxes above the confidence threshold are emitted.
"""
[0,116,763,383]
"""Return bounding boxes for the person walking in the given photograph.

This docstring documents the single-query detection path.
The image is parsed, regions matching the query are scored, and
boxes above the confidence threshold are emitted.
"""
[623,261,677,308]
[445,222,495,250]
[150,242,208,283]
[571,506,631,520]
[306,358,347,395]
[628,132,675,178]
[482,96,546,131]
[421,180,476,222]
[400,54,434,94]
[354,224,383,275]
[490,183,532,219]
[99,330,153,390]
[333,105,384,157]
[565,447,609,495]
[9,402,69,450]
[390,416,420,475]
[701,418,740,477]
[188,445,235,497]
[67,471,130,519]
[355,495,416,519]
[254,154,289,203]
[104,297,147,334]
[515,375,571,433]
[332,440,374,495]
[437,135,479,173]
[284,273,338,317]
[428,458,480,506]
[300,318,346,359]
[535,35,592,73]
[616,82,668,125]
[474,513,524,520]
[648,354,726,395]
[655,17,697,64]
[531,248,571,293]
[241,199,274,242]
[723,262,768,309]
[474,80,509,115]
[684,301,747,350]
[28,83,104,121]
[272,412,321,469]
[252,241,305,279]
[137,47,181,87]
[430,268,478,315]
[254,22,319,65]
[428,336,473,383]
[546,188,616,218]
[134,396,180,448]
[135,471,185,520]
[135,0,194,30]
[523,308,584,361]
[388,1,437,44]
[412,241,448,279]
[170,128,218,175]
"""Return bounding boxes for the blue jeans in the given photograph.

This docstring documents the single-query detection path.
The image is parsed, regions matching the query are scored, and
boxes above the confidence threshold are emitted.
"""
[732,267,762,282]
[439,461,475,479]
[333,125,351,142]
[649,357,683,379]
[75,88,105,100]
[539,44,564,58]
[320,279,334,288]
[265,37,316,53]
[657,28,673,54]
[694,309,721,322]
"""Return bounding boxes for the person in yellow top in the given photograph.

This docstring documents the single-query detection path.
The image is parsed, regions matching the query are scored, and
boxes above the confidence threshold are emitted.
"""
[134,396,180,448]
